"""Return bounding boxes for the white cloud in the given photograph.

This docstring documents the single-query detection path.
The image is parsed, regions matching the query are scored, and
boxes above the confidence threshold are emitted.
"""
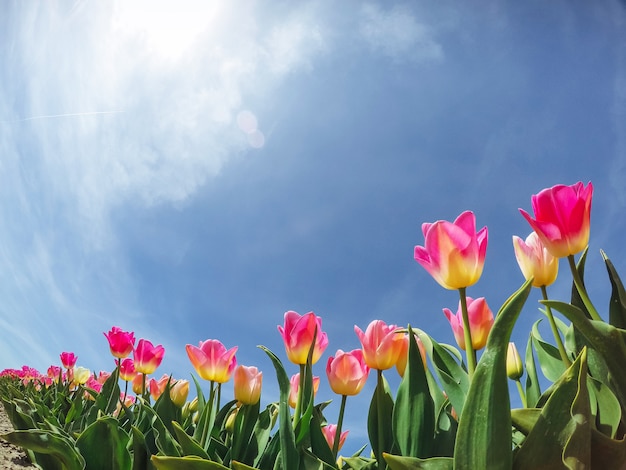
[359,3,443,64]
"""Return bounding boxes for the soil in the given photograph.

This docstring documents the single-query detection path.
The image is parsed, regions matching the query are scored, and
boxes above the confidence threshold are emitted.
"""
[0,405,35,468]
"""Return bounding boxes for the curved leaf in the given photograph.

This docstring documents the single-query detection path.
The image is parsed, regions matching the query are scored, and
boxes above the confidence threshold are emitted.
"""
[383,453,453,470]
[75,416,132,470]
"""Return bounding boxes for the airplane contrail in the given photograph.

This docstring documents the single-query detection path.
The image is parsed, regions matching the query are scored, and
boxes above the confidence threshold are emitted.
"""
[1,110,125,123]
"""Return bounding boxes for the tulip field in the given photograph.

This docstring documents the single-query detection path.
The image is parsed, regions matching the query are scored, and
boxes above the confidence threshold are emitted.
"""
[2,181,626,469]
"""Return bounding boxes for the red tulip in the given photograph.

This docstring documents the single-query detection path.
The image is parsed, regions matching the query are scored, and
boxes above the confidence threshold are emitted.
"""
[519,182,593,258]
[119,358,136,382]
[60,352,77,369]
[278,311,329,365]
[104,326,135,359]
[186,339,237,383]
[133,339,165,375]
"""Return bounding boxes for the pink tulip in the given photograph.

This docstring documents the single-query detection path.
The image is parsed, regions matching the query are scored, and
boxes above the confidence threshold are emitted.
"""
[519,182,593,258]
[104,326,136,359]
[133,339,165,375]
[322,424,348,452]
[443,297,494,351]
[119,358,136,382]
[512,232,559,287]
[288,373,320,408]
[278,311,329,365]
[185,339,237,383]
[85,376,103,394]
[354,320,404,370]
[233,365,263,405]
[60,352,77,369]
[47,365,61,379]
[149,374,171,401]
[326,349,369,396]
[395,333,427,378]
[414,211,488,290]
[132,373,144,395]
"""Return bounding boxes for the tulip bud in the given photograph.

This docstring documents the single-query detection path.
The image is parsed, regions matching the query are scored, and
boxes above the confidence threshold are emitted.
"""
[513,232,558,287]
[170,379,189,407]
[506,342,524,380]
[443,297,494,351]
[233,365,262,405]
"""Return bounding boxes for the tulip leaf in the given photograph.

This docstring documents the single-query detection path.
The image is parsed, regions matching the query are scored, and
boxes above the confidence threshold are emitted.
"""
[142,403,183,457]
[249,403,278,467]
[232,461,261,470]
[383,453,453,470]
[151,455,230,469]
[524,333,541,408]
[2,429,86,470]
[131,425,150,470]
[588,376,621,438]
[510,408,541,435]
[454,279,532,470]
[542,299,626,410]
[308,406,335,468]
[513,348,590,470]
[231,401,262,465]
[570,247,590,318]
[340,456,378,469]
[259,345,299,470]
[590,428,626,468]
[95,367,121,416]
[530,320,566,382]
[392,325,435,459]
[368,371,395,468]
[171,421,210,459]
[601,250,626,329]
[75,416,132,470]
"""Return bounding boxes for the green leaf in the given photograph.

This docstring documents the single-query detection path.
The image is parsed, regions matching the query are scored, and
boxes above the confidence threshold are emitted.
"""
[75,416,132,470]
[259,345,299,470]
[142,403,183,457]
[340,456,377,469]
[2,429,85,470]
[368,371,395,467]
[383,453,453,470]
[154,378,182,436]
[530,320,566,382]
[590,428,626,468]
[524,333,541,408]
[510,408,541,435]
[171,421,210,459]
[570,247,590,318]
[231,401,262,465]
[513,348,591,470]
[587,376,621,438]
[232,461,262,470]
[151,455,231,469]
[95,367,122,416]
[601,250,626,329]
[131,425,150,470]
[392,325,435,459]
[248,403,278,467]
[454,279,533,470]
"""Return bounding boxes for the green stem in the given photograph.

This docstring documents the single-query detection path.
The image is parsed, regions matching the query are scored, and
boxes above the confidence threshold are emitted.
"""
[567,255,602,321]
[201,381,215,447]
[293,364,305,427]
[376,370,386,470]
[540,286,571,366]
[515,379,527,409]
[459,288,477,378]
[332,394,347,459]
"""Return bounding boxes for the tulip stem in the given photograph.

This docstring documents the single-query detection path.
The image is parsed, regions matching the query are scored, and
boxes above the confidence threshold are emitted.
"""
[567,255,602,322]
[376,370,386,470]
[332,394,347,459]
[540,286,571,366]
[293,364,305,427]
[515,379,527,408]
[459,288,476,379]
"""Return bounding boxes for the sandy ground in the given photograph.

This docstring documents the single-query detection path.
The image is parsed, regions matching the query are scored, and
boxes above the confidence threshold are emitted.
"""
[0,405,35,468]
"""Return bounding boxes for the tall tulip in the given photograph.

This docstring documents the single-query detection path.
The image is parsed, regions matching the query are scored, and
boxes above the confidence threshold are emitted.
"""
[233,365,263,405]
[104,326,135,359]
[133,339,165,375]
[354,320,404,371]
[443,297,494,351]
[277,311,329,365]
[186,339,237,383]
[519,182,593,259]
[414,211,488,290]
[512,232,558,288]
[60,352,77,370]
[326,349,369,396]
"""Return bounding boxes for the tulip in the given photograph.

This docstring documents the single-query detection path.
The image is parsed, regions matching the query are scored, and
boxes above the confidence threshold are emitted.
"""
[149,374,170,401]
[506,342,523,380]
[133,339,165,375]
[85,376,103,393]
[278,311,329,365]
[354,320,404,370]
[131,373,144,395]
[322,424,348,452]
[443,297,494,351]
[73,366,91,385]
[395,334,427,378]
[60,352,77,369]
[47,365,61,381]
[119,358,136,382]
[512,232,559,287]
[170,379,190,407]
[289,373,320,408]
[519,182,593,258]
[104,326,136,359]
[326,349,369,396]
[233,365,263,405]
[186,339,237,383]
[414,211,488,290]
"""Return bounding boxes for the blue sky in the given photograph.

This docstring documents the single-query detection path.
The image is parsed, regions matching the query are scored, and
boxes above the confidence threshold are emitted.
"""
[2,0,626,452]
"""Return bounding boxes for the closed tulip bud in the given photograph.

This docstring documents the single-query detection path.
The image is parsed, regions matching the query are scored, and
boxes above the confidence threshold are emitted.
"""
[414,211,488,290]
[519,182,593,258]
[186,339,237,383]
[513,232,558,287]
[189,396,199,413]
[326,349,369,396]
[73,366,91,385]
[322,424,348,452]
[132,373,144,395]
[443,297,494,351]
[119,358,137,382]
[170,379,189,407]
[278,311,329,365]
[104,326,136,359]
[395,333,427,378]
[233,365,263,405]
[354,320,404,370]
[288,373,320,408]
[506,342,524,380]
